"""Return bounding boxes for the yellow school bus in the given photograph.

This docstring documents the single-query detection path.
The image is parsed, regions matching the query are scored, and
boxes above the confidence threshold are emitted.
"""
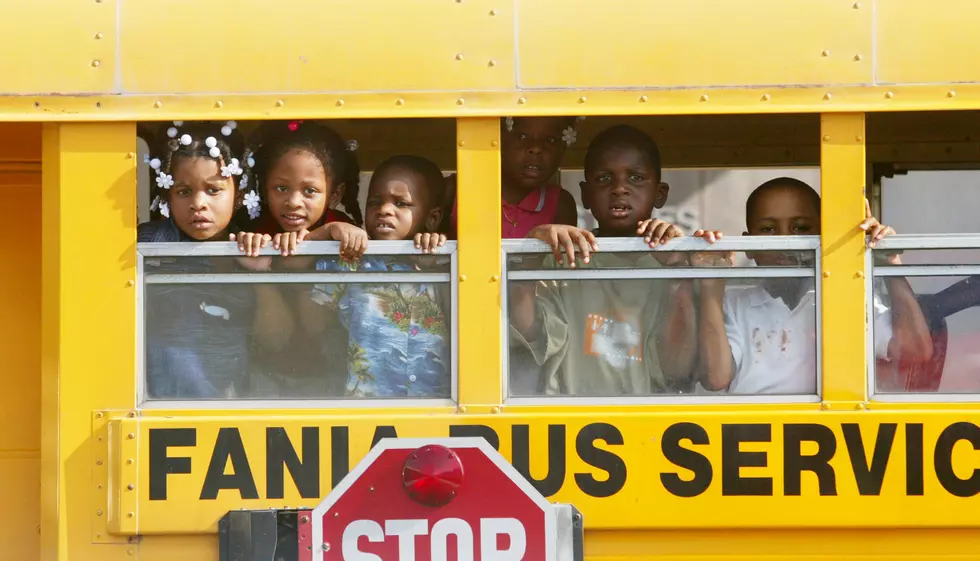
[5,0,980,559]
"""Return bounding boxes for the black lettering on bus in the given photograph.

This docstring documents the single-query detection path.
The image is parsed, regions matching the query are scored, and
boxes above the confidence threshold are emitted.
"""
[574,423,627,498]
[149,428,196,501]
[370,426,398,449]
[331,426,350,488]
[512,424,566,497]
[266,427,319,499]
[722,424,773,496]
[934,422,980,498]
[842,423,896,496]
[449,425,501,450]
[200,428,259,500]
[906,423,925,496]
[660,422,711,498]
[783,424,837,496]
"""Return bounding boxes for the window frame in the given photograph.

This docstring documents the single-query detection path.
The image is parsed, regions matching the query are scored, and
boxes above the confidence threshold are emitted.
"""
[867,233,980,402]
[500,235,824,405]
[136,239,459,409]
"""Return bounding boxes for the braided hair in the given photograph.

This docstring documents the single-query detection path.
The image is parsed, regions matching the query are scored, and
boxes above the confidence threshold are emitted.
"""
[241,120,362,226]
[147,121,246,220]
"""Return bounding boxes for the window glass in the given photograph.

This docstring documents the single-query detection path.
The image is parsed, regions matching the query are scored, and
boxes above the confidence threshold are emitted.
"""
[505,245,819,399]
[141,250,455,401]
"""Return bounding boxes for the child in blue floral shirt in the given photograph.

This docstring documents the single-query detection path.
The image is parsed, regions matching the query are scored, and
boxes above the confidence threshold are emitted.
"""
[308,155,451,398]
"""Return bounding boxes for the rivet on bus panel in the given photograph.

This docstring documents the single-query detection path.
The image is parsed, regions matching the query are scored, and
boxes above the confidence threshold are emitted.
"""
[127,459,134,465]
[127,410,136,418]
[458,274,466,281]
[518,96,527,104]
[127,512,134,518]
[488,59,497,67]
[855,135,864,142]
[699,95,709,102]
[275,100,284,107]
[214,100,223,108]
[96,459,103,466]
[823,93,832,101]
[491,275,500,282]
[127,549,134,556]
[491,140,498,147]
[97,484,103,490]
[853,1,861,8]
[822,135,831,142]
[854,54,862,62]
[126,280,135,287]
[820,402,830,410]
[127,433,135,439]
[323,543,331,552]
[856,403,866,410]
[153,101,162,109]
[489,9,497,15]
[91,60,100,68]
[336,100,345,107]
[947,90,956,98]
[458,406,468,413]
[396,98,405,106]
[457,98,465,105]
[639,95,648,103]
[96,510,103,516]
[491,406,500,414]
[578,96,587,103]
[822,271,831,278]
[95,412,103,419]
[94,32,103,40]
[821,50,830,57]
[455,53,464,61]
[458,141,465,148]
[761,94,771,102]
[127,484,135,491]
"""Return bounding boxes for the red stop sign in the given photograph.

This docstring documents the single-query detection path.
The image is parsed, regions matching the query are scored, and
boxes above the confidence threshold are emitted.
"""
[311,438,557,561]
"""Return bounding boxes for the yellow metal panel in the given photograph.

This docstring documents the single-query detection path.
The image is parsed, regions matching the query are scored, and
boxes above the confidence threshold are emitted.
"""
[118,0,513,94]
[517,0,871,89]
[0,0,115,94]
[2,86,980,121]
[456,118,502,408]
[41,123,138,561]
[820,114,867,403]
[122,411,980,536]
[877,0,980,85]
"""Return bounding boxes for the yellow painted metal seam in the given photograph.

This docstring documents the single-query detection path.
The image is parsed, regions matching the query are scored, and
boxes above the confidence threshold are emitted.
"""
[1,86,980,121]
[820,113,868,403]
[455,118,502,408]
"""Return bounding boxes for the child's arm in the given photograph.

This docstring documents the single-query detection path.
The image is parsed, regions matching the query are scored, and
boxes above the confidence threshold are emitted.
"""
[650,227,724,388]
[691,247,738,391]
[862,202,933,363]
[231,232,298,351]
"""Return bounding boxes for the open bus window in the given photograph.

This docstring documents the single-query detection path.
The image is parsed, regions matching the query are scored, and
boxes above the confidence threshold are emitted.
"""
[869,111,980,395]
[135,118,457,404]
[504,238,821,400]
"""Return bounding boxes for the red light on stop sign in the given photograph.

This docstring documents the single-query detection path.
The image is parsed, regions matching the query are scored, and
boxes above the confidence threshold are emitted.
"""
[402,444,464,507]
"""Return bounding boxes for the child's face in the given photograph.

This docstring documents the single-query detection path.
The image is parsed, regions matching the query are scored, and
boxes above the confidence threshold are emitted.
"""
[501,117,568,193]
[582,144,667,234]
[364,168,441,240]
[746,185,820,266]
[264,149,343,232]
[168,157,236,241]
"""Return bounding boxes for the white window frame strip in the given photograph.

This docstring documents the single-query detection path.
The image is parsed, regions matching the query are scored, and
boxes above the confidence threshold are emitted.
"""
[137,240,459,409]
[501,235,822,405]
[867,233,980,402]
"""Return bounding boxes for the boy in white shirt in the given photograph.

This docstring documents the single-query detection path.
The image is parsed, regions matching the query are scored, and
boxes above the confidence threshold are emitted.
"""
[695,177,933,394]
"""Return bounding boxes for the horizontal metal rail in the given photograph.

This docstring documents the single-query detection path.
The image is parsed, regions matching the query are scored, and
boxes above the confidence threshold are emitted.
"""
[138,240,457,257]
[503,235,819,254]
[872,234,980,251]
[508,267,814,281]
[144,273,450,285]
[873,265,980,277]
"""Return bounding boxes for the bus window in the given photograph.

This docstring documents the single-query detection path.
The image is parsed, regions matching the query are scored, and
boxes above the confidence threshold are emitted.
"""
[869,111,980,396]
[136,119,457,404]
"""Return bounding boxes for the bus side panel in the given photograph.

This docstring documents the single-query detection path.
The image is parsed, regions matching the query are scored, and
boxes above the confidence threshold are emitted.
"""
[0,122,41,560]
